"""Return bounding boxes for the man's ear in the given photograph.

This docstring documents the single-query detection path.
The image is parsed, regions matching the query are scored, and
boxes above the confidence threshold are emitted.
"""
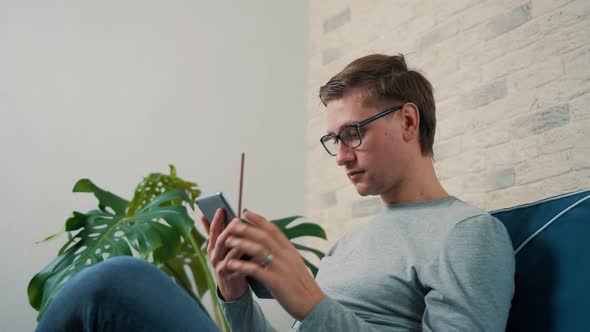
[400,102,420,143]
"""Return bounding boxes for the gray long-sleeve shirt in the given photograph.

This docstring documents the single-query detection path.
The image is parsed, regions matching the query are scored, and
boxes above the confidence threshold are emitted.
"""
[220,196,515,331]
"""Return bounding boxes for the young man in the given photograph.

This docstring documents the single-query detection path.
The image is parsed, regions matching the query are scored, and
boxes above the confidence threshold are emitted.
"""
[36,54,514,332]
[210,54,515,331]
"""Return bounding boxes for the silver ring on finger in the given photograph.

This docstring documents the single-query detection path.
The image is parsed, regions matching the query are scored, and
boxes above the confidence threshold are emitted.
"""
[260,253,274,268]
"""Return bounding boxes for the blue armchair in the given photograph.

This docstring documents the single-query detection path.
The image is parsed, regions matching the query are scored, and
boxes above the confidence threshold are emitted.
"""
[491,188,590,332]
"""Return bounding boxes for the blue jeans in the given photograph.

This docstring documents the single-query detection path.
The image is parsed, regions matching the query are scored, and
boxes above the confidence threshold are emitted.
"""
[35,256,221,332]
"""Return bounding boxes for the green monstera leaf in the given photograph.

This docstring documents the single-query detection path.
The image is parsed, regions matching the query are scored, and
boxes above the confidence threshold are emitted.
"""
[28,180,195,320]
[128,165,201,216]
[270,215,327,276]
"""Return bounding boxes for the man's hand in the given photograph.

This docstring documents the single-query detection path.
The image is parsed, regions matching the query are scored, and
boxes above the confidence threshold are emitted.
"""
[216,210,326,321]
[201,209,249,301]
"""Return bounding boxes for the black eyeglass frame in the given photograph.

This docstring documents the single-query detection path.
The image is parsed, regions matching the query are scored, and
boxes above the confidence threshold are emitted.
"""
[320,104,404,156]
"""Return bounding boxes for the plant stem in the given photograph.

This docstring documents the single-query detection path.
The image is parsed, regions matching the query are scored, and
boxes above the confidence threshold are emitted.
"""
[188,233,229,332]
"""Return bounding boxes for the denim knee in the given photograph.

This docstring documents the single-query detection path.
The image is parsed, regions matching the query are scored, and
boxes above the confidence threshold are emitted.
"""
[37,256,220,332]
[68,256,164,305]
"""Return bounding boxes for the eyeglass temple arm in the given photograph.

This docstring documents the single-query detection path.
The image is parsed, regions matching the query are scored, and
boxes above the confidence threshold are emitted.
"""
[356,106,401,127]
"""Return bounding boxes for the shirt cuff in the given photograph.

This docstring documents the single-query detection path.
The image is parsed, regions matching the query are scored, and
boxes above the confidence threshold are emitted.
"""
[296,296,334,330]
[217,286,252,305]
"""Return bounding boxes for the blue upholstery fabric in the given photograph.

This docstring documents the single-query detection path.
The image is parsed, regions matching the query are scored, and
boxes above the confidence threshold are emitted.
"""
[491,188,590,332]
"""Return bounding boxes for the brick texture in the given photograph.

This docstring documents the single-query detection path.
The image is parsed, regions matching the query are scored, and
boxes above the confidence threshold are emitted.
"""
[306,0,590,244]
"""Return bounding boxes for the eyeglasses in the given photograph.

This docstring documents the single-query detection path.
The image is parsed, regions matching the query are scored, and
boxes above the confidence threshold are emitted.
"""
[320,105,403,156]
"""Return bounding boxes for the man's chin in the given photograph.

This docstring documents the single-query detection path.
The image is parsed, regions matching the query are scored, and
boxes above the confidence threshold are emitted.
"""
[353,183,372,196]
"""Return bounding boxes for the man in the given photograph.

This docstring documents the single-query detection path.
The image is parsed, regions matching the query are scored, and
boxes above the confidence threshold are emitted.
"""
[36,54,514,332]
[209,54,515,331]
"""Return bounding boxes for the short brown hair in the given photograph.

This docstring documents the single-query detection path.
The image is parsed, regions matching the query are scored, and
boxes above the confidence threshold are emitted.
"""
[319,54,436,156]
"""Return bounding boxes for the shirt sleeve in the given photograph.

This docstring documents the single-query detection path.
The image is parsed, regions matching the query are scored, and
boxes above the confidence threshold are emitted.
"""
[422,214,515,332]
[218,287,277,332]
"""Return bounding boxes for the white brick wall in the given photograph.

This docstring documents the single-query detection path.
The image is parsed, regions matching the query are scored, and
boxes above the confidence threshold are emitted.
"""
[306,0,590,248]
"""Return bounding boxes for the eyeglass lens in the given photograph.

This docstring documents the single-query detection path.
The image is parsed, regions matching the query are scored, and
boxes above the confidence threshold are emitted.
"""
[321,126,362,155]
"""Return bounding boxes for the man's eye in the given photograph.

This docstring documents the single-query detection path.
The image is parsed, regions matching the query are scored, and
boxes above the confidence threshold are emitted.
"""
[322,135,338,144]
[341,127,359,139]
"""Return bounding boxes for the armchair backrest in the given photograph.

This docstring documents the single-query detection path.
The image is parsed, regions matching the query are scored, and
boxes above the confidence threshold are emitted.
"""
[491,189,590,332]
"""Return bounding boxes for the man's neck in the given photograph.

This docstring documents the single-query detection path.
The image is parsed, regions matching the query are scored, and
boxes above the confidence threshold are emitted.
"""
[380,157,448,205]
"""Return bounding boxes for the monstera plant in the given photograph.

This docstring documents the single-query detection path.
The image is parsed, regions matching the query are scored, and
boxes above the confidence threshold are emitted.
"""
[28,165,327,331]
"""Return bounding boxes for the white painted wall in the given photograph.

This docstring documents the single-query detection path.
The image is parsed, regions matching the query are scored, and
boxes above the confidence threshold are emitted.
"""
[0,1,307,330]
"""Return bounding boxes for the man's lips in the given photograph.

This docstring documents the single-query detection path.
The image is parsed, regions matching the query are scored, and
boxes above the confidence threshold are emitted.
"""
[347,170,365,180]
[347,170,364,176]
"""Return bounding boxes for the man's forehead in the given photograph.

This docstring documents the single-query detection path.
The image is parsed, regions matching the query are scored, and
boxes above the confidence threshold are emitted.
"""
[325,98,375,133]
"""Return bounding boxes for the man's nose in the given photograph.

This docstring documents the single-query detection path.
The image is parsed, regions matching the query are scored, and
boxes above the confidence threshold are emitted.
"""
[335,142,355,166]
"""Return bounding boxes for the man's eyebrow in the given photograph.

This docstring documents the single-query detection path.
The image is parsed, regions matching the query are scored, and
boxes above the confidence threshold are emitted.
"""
[327,121,357,135]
